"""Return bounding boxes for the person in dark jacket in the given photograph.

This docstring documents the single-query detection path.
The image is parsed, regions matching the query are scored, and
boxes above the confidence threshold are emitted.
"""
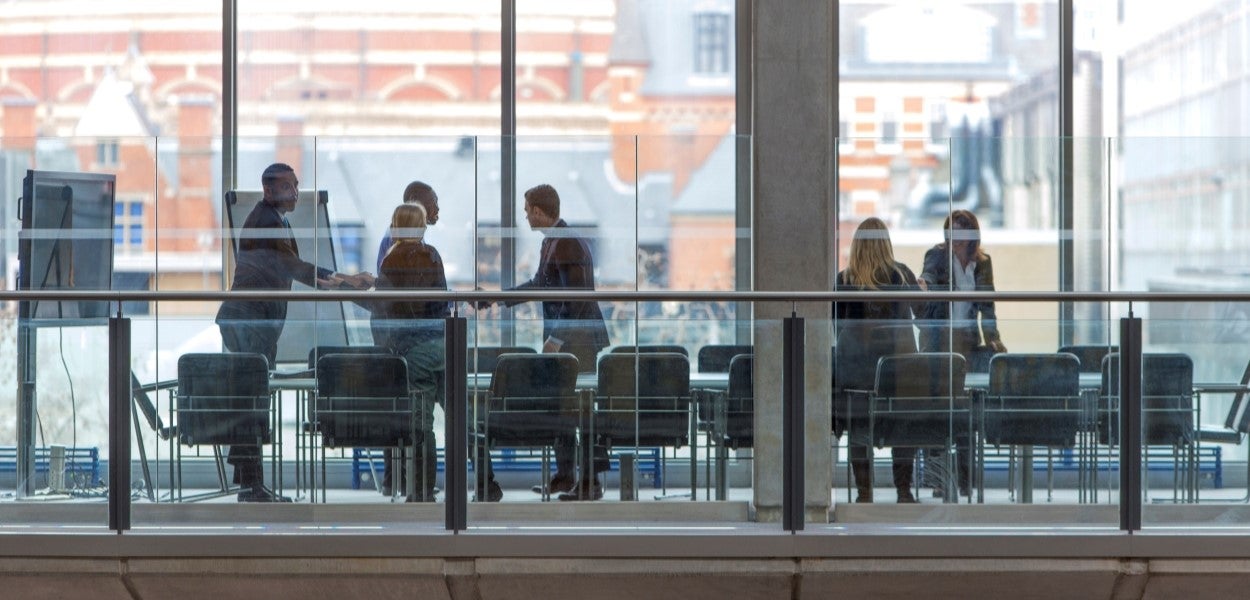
[477,183,611,501]
[917,209,1006,361]
[917,209,1006,499]
[372,203,449,502]
[215,162,373,502]
[833,217,923,503]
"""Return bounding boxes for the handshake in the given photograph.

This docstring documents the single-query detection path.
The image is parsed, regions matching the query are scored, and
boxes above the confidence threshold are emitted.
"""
[318,272,375,290]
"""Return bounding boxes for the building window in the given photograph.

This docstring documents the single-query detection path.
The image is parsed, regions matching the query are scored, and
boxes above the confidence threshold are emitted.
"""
[114,198,144,253]
[881,111,898,144]
[96,139,119,166]
[693,12,731,75]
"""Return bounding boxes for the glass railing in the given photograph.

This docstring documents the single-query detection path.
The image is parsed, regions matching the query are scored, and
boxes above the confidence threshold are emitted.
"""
[8,286,1250,534]
[3,135,1250,538]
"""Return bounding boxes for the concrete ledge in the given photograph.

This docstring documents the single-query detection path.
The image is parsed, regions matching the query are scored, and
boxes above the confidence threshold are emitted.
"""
[800,558,1126,600]
[5,557,1250,600]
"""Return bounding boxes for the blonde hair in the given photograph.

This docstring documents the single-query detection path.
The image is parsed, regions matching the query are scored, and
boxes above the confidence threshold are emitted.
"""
[389,203,427,245]
[846,217,898,290]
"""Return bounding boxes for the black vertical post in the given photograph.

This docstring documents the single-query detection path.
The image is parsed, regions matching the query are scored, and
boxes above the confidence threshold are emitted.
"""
[445,316,468,532]
[782,315,805,532]
[733,0,752,346]
[1119,315,1142,532]
[500,0,517,348]
[108,314,131,532]
[1058,0,1076,347]
[16,310,35,498]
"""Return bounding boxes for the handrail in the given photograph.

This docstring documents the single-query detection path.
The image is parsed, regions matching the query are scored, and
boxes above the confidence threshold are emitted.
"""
[4,289,1250,303]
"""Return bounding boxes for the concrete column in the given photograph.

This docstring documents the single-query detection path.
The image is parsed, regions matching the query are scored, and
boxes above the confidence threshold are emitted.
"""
[751,1,835,523]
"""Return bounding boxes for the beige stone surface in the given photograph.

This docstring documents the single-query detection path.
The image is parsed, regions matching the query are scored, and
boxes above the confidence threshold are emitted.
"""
[0,576,133,600]
[12,556,1250,599]
[475,558,794,600]
[800,559,1122,600]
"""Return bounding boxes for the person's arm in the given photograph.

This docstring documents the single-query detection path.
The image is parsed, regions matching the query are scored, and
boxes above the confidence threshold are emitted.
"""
[897,263,926,320]
[376,232,392,272]
[242,208,335,287]
[975,255,1005,350]
[918,246,946,289]
[424,246,452,318]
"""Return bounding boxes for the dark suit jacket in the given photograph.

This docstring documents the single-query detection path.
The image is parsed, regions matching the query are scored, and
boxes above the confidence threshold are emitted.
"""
[216,201,333,327]
[511,219,610,370]
[917,244,1001,353]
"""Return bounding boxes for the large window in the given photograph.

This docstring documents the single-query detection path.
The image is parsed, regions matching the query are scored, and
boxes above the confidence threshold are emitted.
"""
[516,0,741,350]
[838,0,1061,305]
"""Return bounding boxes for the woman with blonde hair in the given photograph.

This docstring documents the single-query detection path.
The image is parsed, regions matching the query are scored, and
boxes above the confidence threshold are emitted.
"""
[372,202,449,502]
[833,217,922,503]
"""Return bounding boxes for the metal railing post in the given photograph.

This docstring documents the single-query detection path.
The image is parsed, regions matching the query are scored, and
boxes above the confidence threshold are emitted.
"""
[782,313,805,532]
[445,315,468,532]
[108,312,131,533]
[1119,313,1142,532]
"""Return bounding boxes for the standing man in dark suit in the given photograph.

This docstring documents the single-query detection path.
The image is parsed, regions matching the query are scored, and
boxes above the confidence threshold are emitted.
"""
[477,183,611,501]
[216,162,373,502]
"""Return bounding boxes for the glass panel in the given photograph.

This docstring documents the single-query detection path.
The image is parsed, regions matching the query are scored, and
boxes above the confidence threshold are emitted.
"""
[1141,303,1250,527]
[466,308,776,527]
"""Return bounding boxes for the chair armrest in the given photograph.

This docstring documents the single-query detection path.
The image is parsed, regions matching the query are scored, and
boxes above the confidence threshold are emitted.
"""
[1197,428,1242,444]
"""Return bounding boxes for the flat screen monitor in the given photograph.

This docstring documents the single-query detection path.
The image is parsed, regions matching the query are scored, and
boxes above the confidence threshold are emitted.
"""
[224,190,347,365]
[18,170,116,321]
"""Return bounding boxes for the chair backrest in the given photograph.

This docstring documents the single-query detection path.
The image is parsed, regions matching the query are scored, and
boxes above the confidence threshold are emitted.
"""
[490,352,579,406]
[176,352,271,446]
[1100,353,1194,398]
[835,322,917,394]
[1059,344,1118,374]
[472,345,537,374]
[697,344,753,373]
[316,353,408,399]
[727,354,753,400]
[598,352,691,410]
[1100,352,1194,445]
[874,352,966,399]
[989,353,1080,398]
[723,353,754,446]
[315,353,414,447]
[610,344,689,357]
[308,345,389,369]
[1226,358,1250,433]
[985,353,1081,447]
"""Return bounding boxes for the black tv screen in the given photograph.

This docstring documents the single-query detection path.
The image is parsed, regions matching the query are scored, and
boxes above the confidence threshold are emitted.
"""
[18,170,116,321]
